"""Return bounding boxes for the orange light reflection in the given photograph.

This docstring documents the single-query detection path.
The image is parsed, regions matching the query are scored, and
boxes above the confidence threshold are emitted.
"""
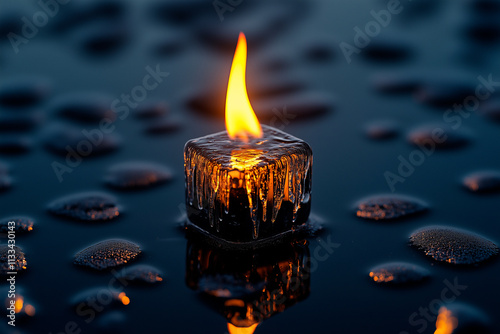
[434,307,458,334]
[227,323,258,334]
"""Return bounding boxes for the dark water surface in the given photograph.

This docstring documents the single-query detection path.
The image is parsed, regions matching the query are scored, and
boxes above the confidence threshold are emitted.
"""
[1,0,500,333]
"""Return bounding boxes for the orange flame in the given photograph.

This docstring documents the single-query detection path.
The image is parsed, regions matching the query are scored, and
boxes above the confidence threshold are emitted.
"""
[225,32,263,142]
[227,323,258,334]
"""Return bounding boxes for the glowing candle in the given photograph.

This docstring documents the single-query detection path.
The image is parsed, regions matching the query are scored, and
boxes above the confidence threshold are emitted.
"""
[184,33,313,245]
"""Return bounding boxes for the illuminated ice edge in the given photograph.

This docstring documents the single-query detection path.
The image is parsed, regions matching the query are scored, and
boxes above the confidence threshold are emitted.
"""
[184,125,313,240]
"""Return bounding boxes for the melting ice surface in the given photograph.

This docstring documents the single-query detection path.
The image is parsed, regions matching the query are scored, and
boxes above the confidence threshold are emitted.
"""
[184,125,313,239]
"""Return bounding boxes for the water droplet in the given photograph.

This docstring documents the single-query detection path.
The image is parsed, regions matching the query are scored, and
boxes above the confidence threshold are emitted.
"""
[150,35,185,56]
[97,311,127,332]
[0,77,50,108]
[252,75,305,99]
[74,239,141,270]
[82,0,126,18]
[398,0,440,20]
[364,120,399,140]
[116,264,163,284]
[52,92,116,123]
[0,113,44,132]
[363,35,412,62]
[407,124,470,149]
[254,92,333,122]
[149,0,209,25]
[0,175,12,192]
[302,40,335,62]
[410,225,499,264]
[0,10,24,42]
[355,195,427,220]
[371,72,421,95]
[70,287,130,309]
[435,303,491,334]
[0,162,9,191]
[478,98,500,123]
[134,100,169,119]
[144,117,183,134]
[257,52,292,73]
[194,2,301,53]
[464,19,500,44]
[0,245,27,274]
[48,192,120,222]
[463,171,500,193]
[0,161,7,174]
[0,217,34,234]
[0,136,32,155]
[469,0,500,14]
[74,22,129,56]
[185,86,224,118]
[415,78,475,108]
[369,262,430,284]
[43,124,120,157]
[104,162,172,190]
[52,0,126,33]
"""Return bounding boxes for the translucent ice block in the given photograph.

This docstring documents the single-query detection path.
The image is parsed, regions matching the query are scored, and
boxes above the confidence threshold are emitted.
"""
[184,125,312,243]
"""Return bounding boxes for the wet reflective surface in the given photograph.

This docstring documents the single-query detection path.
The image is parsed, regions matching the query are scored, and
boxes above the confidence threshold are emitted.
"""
[1,0,500,333]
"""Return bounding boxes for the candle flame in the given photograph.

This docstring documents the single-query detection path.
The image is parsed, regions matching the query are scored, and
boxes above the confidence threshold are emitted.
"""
[225,32,263,142]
